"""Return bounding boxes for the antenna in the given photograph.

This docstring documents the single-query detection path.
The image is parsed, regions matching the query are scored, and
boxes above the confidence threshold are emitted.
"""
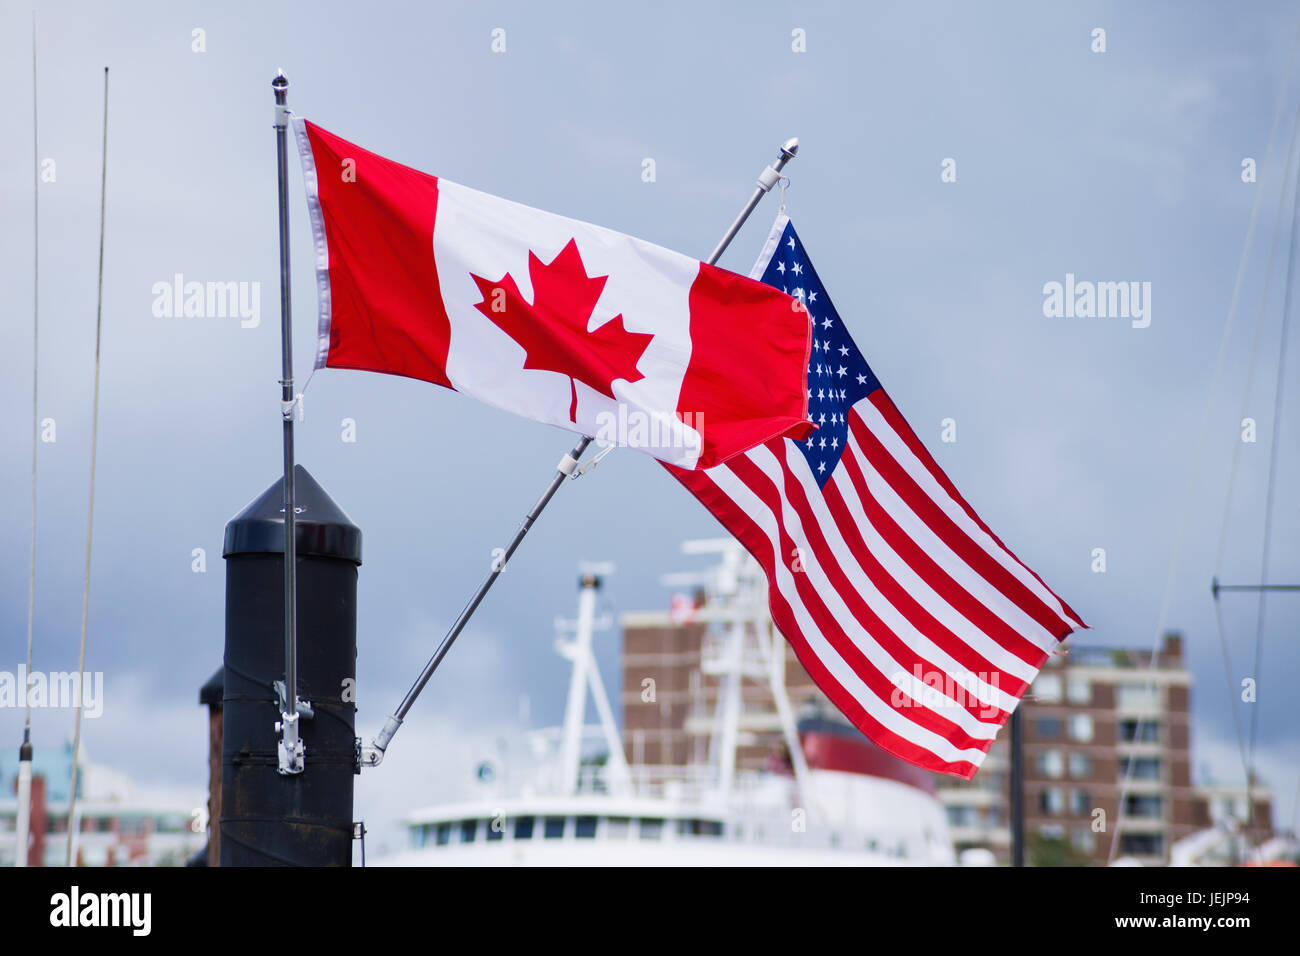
[66,66,110,868]
[16,11,40,871]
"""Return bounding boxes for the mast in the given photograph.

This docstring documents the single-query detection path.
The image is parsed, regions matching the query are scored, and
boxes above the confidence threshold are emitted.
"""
[556,564,630,794]
[679,539,814,808]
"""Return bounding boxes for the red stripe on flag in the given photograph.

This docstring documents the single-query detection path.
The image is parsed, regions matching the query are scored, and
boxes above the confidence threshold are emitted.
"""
[678,266,814,467]
[834,445,1046,677]
[303,121,454,389]
[771,448,1010,725]
[848,410,1071,640]
[726,453,994,753]
[869,391,1087,632]
[669,463,985,777]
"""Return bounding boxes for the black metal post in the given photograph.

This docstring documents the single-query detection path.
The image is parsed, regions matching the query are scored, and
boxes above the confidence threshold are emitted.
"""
[220,466,362,866]
[1010,706,1025,867]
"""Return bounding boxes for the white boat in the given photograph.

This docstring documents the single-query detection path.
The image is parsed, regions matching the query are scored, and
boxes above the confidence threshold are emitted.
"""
[375,542,956,866]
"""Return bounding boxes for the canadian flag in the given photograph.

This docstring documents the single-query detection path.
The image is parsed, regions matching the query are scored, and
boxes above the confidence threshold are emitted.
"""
[294,120,813,469]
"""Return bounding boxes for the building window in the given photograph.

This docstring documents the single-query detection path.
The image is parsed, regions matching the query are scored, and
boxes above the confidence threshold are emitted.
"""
[1034,717,1062,738]
[1118,757,1160,780]
[1039,788,1065,815]
[1119,833,1163,856]
[1068,752,1092,778]
[513,816,535,840]
[1069,789,1091,816]
[1070,827,1095,854]
[486,817,505,841]
[677,818,722,837]
[1069,714,1094,742]
[459,819,478,843]
[1124,795,1162,819]
[1036,750,1064,778]
[1117,683,1160,711]
[1119,720,1159,743]
[1034,674,1063,703]
[1067,677,1090,704]
[639,818,664,840]
[543,816,566,839]
[435,822,451,845]
[947,806,978,827]
[574,816,598,839]
[606,816,631,839]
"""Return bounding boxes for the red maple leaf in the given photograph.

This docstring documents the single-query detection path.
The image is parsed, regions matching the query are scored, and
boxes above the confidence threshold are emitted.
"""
[472,239,654,422]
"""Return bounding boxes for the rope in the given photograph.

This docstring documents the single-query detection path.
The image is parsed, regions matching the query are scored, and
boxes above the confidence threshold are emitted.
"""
[1106,26,1300,864]
[1247,133,1300,829]
[66,68,108,868]
[1206,98,1300,851]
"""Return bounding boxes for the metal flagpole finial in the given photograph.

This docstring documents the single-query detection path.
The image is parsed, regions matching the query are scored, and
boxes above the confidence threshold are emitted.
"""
[272,69,288,99]
[704,136,801,266]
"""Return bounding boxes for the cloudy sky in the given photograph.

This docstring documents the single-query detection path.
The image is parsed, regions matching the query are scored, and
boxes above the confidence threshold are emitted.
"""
[1,0,1298,855]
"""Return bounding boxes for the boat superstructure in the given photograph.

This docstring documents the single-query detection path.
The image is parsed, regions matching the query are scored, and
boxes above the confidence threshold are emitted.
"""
[376,542,955,866]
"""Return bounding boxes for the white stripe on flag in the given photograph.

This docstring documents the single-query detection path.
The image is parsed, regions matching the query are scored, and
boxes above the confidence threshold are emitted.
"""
[860,399,1083,631]
[843,424,1060,654]
[706,461,994,766]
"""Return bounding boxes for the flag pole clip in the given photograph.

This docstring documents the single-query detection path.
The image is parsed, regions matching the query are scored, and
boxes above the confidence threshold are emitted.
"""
[571,441,615,479]
[280,392,304,421]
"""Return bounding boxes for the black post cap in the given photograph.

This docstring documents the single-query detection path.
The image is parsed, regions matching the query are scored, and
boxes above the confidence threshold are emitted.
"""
[223,465,362,564]
[199,666,224,707]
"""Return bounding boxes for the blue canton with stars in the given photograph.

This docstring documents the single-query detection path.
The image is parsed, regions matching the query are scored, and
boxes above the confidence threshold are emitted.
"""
[756,219,881,489]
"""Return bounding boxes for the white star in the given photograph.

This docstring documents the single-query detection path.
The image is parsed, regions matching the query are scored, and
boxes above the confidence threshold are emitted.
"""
[787,236,796,250]
[856,374,867,385]
[831,437,839,449]
[805,438,814,449]
[819,437,826,449]
[809,292,817,303]
[818,413,826,424]
[823,340,831,352]
[792,262,803,276]
[817,461,826,474]
[822,318,833,329]
[817,388,824,400]
[839,345,849,356]
[839,389,847,400]
[815,364,822,375]
[837,365,847,377]
[776,261,786,274]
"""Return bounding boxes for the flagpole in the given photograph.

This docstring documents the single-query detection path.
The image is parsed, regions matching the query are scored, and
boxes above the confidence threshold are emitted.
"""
[707,138,799,266]
[363,137,801,766]
[272,70,304,775]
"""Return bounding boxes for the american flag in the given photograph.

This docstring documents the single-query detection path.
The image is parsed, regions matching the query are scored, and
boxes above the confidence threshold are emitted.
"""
[666,216,1086,778]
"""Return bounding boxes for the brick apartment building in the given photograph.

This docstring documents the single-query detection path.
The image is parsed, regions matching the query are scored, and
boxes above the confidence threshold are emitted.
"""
[936,632,1272,865]
[620,602,1273,865]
